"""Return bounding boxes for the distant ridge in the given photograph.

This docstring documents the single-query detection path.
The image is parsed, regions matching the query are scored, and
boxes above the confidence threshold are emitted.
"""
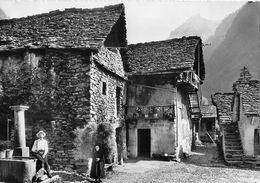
[202,2,260,98]
[168,14,219,41]
[0,8,8,19]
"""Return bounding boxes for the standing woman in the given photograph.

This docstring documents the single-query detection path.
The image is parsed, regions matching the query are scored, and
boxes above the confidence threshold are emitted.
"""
[90,144,105,182]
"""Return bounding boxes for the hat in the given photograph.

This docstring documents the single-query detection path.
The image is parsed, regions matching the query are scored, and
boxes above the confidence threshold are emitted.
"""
[36,130,46,138]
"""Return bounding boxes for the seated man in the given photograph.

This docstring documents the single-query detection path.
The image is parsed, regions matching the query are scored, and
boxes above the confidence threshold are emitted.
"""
[32,130,52,178]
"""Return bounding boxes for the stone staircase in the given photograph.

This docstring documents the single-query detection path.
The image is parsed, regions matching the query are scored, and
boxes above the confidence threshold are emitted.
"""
[243,157,260,169]
[223,123,244,165]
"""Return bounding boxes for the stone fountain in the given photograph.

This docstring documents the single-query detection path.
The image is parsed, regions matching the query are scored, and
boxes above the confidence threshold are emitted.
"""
[0,105,36,183]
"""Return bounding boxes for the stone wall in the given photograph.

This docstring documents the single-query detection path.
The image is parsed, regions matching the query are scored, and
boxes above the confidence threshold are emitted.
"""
[0,46,127,169]
[233,68,260,155]
[128,120,176,157]
[211,93,234,124]
[234,80,260,116]
[90,47,126,124]
[126,74,193,159]
[28,118,76,170]
[89,47,127,161]
[176,88,192,157]
[126,78,176,158]
[0,49,92,169]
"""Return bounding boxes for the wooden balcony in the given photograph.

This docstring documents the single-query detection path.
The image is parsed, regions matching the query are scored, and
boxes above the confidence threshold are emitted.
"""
[126,105,175,120]
[177,71,200,90]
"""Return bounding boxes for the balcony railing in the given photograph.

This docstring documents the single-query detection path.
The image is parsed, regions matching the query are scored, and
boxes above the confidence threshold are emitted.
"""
[177,71,200,89]
[126,105,175,120]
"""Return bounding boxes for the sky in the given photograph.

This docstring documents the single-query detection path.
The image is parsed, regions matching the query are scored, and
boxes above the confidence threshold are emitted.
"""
[0,0,245,44]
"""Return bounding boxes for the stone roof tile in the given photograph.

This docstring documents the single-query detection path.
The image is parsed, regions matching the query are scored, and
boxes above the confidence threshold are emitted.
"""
[0,3,126,50]
[212,93,234,124]
[124,36,205,80]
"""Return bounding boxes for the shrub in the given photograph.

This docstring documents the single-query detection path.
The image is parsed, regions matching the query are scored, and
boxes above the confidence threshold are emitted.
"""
[74,121,117,164]
[96,122,116,163]
[73,122,97,160]
[0,141,13,151]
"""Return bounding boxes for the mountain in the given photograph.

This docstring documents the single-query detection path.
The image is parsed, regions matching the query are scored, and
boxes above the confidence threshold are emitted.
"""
[202,2,260,99]
[168,14,220,41]
[0,8,8,19]
[203,11,238,61]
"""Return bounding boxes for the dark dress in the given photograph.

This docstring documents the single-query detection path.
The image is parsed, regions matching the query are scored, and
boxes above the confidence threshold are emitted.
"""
[90,149,105,179]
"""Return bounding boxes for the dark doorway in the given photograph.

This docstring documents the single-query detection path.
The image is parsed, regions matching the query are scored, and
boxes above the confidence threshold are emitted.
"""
[254,129,260,155]
[138,129,151,157]
[116,127,123,163]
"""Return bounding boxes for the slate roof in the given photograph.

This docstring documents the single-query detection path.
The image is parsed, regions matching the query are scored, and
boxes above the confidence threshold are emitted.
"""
[201,105,217,118]
[233,67,260,116]
[212,93,234,124]
[0,3,126,51]
[124,36,205,80]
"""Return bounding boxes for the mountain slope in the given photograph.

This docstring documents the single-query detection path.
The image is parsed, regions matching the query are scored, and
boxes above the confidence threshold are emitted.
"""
[168,14,219,41]
[203,11,238,61]
[202,2,260,98]
[0,8,8,19]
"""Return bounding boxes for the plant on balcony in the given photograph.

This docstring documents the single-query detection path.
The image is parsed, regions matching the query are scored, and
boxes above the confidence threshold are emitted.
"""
[163,106,174,119]
[135,107,142,118]
[143,107,149,118]
[150,106,159,118]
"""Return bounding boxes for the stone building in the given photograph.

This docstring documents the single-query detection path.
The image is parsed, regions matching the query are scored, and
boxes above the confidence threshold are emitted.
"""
[123,37,205,158]
[199,105,217,142]
[0,4,127,169]
[212,67,260,165]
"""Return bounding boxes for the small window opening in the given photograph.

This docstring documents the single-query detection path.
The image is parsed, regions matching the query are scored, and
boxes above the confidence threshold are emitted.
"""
[102,82,107,95]
[116,87,121,116]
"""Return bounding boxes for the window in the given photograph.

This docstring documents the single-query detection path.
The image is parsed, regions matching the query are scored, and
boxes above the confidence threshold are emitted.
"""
[102,82,107,95]
[115,86,121,117]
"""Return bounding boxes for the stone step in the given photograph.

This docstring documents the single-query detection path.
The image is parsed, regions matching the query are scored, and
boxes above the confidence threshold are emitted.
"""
[225,133,240,136]
[226,157,243,161]
[224,126,239,129]
[225,146,243,150]
[226,148,243,152]
[225,136,240,140]
[225,139,241,142]
[243,161,260,169]
[226,160,243,165]
[226,153,243,157]
[225,144,242,147]
[225,131,239,134]
[226,153,243,158]
[226,149,243,155]
[225,132,240,134]
[225,141,241,144]
[225,133,240,137]
[242,157,260,161]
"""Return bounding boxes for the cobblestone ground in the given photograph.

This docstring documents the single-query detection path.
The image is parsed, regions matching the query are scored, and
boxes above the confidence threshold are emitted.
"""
[102,144,260,183]
[103,161,260,183]
[53,144,260,183]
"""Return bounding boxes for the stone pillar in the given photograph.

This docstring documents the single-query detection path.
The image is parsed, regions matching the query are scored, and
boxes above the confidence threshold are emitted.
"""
[10,105,30,157]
